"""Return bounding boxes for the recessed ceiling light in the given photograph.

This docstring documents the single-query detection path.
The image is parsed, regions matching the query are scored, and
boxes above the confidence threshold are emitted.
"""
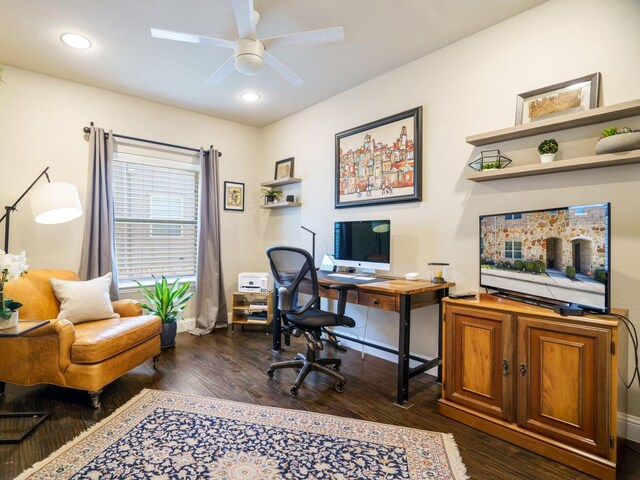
[240,91,261,103]
[61,33,92,49]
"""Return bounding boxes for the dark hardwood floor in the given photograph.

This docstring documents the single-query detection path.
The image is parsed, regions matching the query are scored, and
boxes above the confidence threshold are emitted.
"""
[1,328,638,479]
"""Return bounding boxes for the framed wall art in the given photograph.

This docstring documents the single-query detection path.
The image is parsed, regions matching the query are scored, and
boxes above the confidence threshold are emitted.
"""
[515,72,600,125]
[223,181,244,211]
[274,157,294,180]
[335,107,422,208]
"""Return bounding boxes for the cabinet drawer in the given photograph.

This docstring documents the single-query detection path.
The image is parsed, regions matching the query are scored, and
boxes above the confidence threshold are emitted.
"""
[359,292,396,311]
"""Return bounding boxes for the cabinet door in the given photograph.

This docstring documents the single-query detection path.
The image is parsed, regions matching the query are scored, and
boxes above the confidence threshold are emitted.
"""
[516,316,610,457]
[445,305,513,421]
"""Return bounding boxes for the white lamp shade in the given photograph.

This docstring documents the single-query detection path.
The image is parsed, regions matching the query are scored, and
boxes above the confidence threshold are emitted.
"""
[29,182,83,225]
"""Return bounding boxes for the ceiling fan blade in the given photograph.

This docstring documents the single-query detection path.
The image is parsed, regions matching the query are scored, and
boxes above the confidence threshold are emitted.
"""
[205,55,236,85]
[262,27,344,50]
[151,28,235,49]
[231,0,257,40]
[264,52,304,87]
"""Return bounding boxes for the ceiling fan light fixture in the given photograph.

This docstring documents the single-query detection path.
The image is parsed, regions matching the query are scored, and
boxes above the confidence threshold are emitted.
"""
[240,91,261,102]
[60,33,92,49]
[234,38,265,75]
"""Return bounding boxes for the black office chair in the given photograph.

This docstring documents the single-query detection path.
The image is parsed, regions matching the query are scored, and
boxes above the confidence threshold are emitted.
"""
[266,246,356,396]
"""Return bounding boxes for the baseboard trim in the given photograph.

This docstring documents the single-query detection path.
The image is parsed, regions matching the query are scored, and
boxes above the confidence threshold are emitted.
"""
[176,317,196,333]
[619,412,640,443]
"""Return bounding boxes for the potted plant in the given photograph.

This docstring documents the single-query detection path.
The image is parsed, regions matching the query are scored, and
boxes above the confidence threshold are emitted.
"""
[538,139,558,163]
[260,187,283,205]
[0,251,27,330]
[595,126,640,154]
[134,276,194,348]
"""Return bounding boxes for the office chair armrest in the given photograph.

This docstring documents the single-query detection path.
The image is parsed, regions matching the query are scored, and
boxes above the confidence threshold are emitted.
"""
[329,283,357,317]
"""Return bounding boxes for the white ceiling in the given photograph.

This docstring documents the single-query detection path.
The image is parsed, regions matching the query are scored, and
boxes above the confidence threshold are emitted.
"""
[0,0,547,127]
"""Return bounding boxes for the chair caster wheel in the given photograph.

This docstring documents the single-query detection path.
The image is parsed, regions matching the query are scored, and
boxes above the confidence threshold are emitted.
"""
[335,381,345,393]
[290,386,299,397]
[332,365,340,372]
[267,368,274,378]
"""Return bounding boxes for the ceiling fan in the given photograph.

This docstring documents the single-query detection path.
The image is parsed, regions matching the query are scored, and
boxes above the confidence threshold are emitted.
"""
[151,0,344,86]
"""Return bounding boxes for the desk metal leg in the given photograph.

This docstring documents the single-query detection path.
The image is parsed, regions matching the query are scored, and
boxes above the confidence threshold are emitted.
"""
[437,287,448,383]
[272,289,282,352]
[397,294,411,405]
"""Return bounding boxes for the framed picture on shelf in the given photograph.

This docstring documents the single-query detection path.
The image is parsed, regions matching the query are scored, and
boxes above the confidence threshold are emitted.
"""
[335,106,422,208]
[515,72,600,125]
[274,157,294,180]
[223,181,244,211]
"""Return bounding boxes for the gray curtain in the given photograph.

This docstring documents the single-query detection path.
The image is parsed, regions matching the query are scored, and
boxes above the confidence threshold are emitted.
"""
[79,125,119,300]
[190,147,228,335]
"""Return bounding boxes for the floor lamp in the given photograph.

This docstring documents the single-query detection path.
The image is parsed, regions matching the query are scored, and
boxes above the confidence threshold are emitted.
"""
[0,167,83,252]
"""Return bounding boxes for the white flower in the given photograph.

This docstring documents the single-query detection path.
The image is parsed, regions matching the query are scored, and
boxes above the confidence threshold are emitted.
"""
[0,251,28,282]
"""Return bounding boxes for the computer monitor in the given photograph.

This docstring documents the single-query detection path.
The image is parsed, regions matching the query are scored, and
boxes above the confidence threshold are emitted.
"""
[334,220,391,273]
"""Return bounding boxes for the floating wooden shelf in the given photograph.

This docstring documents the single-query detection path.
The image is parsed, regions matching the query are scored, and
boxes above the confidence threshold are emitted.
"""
[260,201,301,209]
[466,149,640,182]
[260,177,302,187]
[466,99,640,146]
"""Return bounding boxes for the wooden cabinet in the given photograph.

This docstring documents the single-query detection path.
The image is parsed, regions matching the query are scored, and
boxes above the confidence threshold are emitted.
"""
[439,295,626,480]
[231,291,273,329]
[444,305,513,421]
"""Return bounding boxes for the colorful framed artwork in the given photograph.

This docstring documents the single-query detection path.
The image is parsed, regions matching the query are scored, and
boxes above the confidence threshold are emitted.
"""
[274,157,294,180]
[515,73,600,125]
[223,181,244,211]
[335,107,422,208]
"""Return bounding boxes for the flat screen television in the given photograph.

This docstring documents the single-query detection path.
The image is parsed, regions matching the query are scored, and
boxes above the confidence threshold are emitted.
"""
[480,203,610,313]
[334,220,391,272]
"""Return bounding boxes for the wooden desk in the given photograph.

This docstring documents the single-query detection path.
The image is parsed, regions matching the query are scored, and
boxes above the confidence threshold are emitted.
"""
[271,274,454,405]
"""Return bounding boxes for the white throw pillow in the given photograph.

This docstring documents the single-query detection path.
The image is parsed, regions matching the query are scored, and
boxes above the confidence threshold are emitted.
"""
[50,273,120,324]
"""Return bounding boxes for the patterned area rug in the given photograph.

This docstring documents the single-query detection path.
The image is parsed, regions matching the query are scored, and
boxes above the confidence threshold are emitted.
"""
[18,389,467,479]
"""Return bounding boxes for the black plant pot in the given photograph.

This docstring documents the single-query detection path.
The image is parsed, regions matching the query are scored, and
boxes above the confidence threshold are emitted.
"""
[160,322,177,349]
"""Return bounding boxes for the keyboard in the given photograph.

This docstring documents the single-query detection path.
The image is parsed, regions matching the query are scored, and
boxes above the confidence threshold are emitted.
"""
[327,273,356,278]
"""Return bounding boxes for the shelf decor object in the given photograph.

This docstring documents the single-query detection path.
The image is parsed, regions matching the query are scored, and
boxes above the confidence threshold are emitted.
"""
[468,150,512,172]
[274,157,295,180]
[595,130,640,155]
[515,72,600,125]
[335,107,422,208]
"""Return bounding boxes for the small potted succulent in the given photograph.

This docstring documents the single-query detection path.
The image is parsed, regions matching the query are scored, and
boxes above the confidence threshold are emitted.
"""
[134,276,194,348]
[595,126,640,155]
[538,139,558,163]
[260,187,283,205]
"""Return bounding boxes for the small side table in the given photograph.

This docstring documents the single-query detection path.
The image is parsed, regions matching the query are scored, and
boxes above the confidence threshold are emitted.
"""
[0,320,50,444]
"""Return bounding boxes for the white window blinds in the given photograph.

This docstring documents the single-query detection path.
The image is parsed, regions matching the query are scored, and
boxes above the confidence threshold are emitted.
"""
[113,153,199,285]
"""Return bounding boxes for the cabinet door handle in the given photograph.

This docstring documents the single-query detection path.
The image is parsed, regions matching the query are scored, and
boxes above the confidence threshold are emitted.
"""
[502,359,509,376]
[520,363,527,376]
[373,298,379,305]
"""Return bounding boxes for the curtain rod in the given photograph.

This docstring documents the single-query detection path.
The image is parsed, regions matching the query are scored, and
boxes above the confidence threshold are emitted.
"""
[82,123,222,158]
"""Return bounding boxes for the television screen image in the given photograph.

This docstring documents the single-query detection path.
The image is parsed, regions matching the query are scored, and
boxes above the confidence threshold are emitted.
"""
[480,203,610,312]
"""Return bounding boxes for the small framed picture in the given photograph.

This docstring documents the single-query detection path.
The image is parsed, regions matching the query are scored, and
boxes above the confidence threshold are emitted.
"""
[274,157,294,180]
[223,181,244,211]
[515,73,600,125]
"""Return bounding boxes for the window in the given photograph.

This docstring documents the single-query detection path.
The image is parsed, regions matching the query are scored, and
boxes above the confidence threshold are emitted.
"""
[504,240,522,259]
[113,153,199,286]
[504,213,522,220]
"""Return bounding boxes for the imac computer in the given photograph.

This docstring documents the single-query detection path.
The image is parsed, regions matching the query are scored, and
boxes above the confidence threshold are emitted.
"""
[334,220,390,274]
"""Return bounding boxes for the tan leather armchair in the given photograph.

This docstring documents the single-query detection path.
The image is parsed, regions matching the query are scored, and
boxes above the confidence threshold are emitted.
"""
[0,270,161,408]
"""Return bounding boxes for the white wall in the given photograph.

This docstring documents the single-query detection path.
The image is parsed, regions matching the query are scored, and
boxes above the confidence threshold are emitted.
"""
[0,66,263,314]
[260,0,640,423]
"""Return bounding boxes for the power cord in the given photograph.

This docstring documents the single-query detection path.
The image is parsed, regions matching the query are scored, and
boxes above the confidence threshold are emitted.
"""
[593,312,639,390]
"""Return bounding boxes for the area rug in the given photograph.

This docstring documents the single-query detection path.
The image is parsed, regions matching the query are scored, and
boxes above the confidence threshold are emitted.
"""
[18,389,467,479]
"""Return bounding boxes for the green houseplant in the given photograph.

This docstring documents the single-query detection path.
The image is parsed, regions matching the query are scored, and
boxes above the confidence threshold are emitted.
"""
[595,126,640,154]
[260,187,283,205]
[134,276,194,348]
[537,139,558,163]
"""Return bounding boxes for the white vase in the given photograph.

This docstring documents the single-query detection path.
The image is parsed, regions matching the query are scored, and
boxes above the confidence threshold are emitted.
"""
[595,132,640,155]
[540,153,556,163]
[0,311,19,331]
